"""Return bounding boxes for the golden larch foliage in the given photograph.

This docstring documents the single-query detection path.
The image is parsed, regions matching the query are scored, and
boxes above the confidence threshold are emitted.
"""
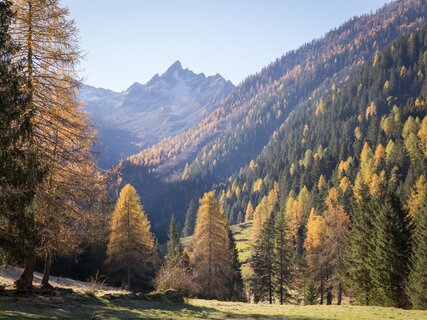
[106,184,154,290]
[191,191,232,300]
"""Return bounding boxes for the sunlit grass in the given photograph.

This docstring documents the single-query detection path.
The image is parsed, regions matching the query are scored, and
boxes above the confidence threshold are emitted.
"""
[0,294,426,319]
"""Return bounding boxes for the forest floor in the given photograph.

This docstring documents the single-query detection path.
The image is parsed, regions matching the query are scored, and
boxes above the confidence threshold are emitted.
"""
[0,293,426,320]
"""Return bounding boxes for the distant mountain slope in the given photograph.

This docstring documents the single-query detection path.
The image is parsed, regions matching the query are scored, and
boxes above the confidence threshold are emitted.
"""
[81,61,234,167]
[117,0,427,241]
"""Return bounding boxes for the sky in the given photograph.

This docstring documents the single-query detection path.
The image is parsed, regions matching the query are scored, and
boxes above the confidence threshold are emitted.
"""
[62,0,391,92]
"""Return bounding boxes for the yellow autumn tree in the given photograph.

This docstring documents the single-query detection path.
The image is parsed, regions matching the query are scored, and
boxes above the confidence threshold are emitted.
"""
[304,208,326,302]
[323,188,350,305]
[192,191,233,300]
[245,201,254,221]
[106,184,154,290]
[406,176,427,218]
[252,196,269,243]
[354,142,375,200]
[417,116,427,156]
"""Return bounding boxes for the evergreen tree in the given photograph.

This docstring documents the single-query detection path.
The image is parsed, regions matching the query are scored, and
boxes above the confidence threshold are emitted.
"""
[273,212,293,304]
[166,214,181,260]
[227,228,245,301]
[407,185,427,309]
[106,184,154,291]
[192,191,233,300]
[152,239,164,274]
[304,278,317,305]
[344,184,375,305]
[182,200,197,237]
[370,191,411,308]
[251,213,275,303]
[0,0,44,266]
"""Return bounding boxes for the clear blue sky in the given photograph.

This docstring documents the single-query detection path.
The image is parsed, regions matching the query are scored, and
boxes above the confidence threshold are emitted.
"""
[63,0,391,92]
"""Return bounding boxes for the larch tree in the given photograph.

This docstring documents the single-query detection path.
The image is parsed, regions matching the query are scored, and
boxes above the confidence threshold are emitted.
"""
[166,214,181,260]
[304,208,326,304]
[191,191,233,300]
[106,184,154,291]
[245,201,254,221]
[11,0,98,290]
[321,188,349,305]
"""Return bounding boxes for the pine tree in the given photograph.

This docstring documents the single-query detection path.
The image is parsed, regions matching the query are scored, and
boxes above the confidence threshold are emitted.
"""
[0,0,45,266]
[192,191,233,300]
[166,214,181,260]
[152,239,164,274]
[182,200,197,237]
[106,184,154,291]
[344,184,375,305]
[227,228,245,301]
[370,191,411,308]
[304,278,317,305]
[273,212,292,304]
[251,213,275,303]
[407,185,427,309]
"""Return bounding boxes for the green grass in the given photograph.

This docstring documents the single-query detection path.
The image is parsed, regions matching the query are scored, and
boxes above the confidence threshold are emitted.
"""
[0,294,426,319]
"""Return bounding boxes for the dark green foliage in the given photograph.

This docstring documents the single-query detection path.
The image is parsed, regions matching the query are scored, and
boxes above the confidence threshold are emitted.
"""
[251,213,275,303]
[166,214,181,260]
[227,228,245,301]
[304,279,317,305]
[369,192,411,308]
[153,239,164,273]
[0,0,44,263]
[182,200,197,237]
[407,186,427,309]
[344,185,375,305]
[273,212,293,304]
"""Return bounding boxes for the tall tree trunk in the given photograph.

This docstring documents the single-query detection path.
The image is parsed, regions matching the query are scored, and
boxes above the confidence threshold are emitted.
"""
[327,286,333,305]
[127,266,131,290]
[320,276,324,305]
[15,248,36,291]
[337,283,342,305]
[41,253,52,288]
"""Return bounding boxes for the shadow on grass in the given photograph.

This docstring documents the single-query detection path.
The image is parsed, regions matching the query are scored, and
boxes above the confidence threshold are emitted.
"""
[0,294,329,320]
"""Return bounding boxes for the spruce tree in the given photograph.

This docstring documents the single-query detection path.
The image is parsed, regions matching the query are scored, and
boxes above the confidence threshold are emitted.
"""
[344,184,375,305]
[227,228,245,301]
[251,212,275,303]
[192,191,233,300]
[106,184,154,291]
[370,191,411,308]
[273,212,292,304]
[166,214,181,260]
[407,186,427,309]
[0,0,44,265]
[182,200,197,237]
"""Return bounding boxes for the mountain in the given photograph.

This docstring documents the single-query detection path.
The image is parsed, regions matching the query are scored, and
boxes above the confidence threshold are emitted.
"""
[116,0,427,240]
[80,61,234,167]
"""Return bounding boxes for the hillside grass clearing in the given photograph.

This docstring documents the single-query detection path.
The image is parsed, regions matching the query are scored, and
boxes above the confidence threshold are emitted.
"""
[0,294,426,319]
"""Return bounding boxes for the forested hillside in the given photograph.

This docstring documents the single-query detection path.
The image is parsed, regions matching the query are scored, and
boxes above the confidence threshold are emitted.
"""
[117,0,427,239]
[219,24,427,308]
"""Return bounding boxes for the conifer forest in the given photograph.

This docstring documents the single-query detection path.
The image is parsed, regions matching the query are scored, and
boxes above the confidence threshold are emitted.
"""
[1,0,427,319]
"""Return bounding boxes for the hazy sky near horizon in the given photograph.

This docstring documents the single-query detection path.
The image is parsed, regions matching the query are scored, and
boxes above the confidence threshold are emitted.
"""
[63,0,391,92]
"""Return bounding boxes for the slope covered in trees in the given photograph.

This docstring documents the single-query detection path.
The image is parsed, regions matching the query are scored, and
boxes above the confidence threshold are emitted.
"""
[117,0,427,240]
[219,24,427,308]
